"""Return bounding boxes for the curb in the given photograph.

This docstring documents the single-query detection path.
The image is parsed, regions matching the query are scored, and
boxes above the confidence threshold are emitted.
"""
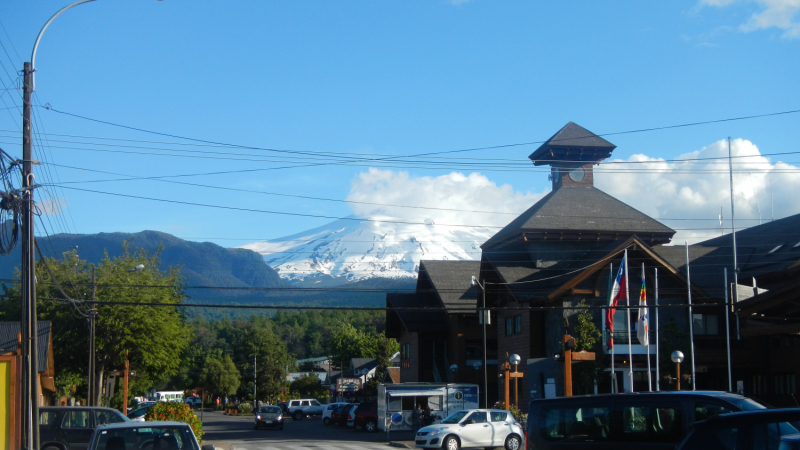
[388,442,412,449]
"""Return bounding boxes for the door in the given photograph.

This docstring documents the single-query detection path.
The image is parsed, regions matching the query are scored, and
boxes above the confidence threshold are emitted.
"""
[460,411,491,447]
[489,411,511,447]
[59,410,94,450]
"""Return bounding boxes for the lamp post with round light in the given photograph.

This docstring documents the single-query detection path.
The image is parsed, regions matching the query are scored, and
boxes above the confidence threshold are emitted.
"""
[671,351,685,391]
[450,364,458,383]
[509,354,521,407]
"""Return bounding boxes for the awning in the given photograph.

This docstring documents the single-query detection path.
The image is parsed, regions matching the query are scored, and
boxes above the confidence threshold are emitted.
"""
[387,390,445,397]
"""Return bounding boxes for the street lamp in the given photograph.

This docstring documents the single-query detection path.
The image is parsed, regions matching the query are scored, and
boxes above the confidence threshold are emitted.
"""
[509,354,520,408]
[449,364,458,383]
[671,351,685,391]
[88,263,145,406]
[21,2,96,448]
[470,275,489,408]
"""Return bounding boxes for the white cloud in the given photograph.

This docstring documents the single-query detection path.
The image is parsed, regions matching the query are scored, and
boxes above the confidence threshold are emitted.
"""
[701,0,800,38]
[595,138,800,243]
[346,168,545,228]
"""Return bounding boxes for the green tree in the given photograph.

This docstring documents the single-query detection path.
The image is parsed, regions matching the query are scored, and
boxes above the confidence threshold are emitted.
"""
[572,300,603,395]
[201,353,240,397]
[367,332,400,391]
[1,244,190,405]
[232,317,293,403]
[290,373,324,397]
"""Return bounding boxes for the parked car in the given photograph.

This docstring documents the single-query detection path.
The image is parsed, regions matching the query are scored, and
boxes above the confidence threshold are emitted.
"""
[287,399,325,420]
[184,397,202,409]
[338,404,358,427]
[677,408,800,450]
[415,409,523,450]
[346,403,359,428]
[526,391,767,450]
[127,401,155,413]
[40,406,130,450]
[323,403,351,426]
[353,401,378,432]
[87,421,212,450]
[254,405,284,430]
[128,403,157,423]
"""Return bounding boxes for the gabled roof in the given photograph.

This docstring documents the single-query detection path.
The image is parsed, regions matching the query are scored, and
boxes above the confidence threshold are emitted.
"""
[386,293,448,332]
[482,186,675,249]
[528,122,616,165]
[0,321,51,373]
[351,358,379,373]
[418,260,481,311]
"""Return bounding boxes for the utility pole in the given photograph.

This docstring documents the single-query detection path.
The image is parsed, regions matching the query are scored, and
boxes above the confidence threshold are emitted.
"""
[123,350,129,417]
[253,354,257,407]
[21,60,40,450]
[89,267,97,406]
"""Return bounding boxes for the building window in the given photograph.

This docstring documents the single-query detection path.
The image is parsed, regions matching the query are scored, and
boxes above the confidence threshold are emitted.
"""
[401,343,410,361]
[506,315,522,336]
[772,373,796,395]
[693,314,719,336]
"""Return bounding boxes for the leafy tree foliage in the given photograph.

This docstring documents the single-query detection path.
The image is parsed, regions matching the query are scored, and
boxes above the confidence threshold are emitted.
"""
[201,353,240,397]
[290,373,326,397]
[0,244,190,405]
[572,300,603,395]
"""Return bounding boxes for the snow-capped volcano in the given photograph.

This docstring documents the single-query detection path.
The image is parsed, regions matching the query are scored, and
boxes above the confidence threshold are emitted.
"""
[240,216,495,281]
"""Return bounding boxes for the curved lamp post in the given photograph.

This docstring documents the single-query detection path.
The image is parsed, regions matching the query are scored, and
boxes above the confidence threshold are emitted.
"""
[470,275,489,408]
[671,351,685,391]
[21,3,96,449]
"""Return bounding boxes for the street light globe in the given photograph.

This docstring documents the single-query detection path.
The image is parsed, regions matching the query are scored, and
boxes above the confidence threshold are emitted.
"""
[449,364,458,372]
[671,351,685,364]
[509,354,521,366]
[473,361,481,370]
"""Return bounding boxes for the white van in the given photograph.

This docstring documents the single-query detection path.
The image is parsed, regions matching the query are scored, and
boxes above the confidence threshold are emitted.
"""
[147,391,184,402]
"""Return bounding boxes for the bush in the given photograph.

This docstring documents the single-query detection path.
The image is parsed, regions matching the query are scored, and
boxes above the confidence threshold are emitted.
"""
[238,402,253,414]
[145,402,203,441]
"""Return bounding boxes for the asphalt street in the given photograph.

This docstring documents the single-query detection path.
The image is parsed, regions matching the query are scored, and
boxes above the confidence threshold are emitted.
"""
[201,411,416,450]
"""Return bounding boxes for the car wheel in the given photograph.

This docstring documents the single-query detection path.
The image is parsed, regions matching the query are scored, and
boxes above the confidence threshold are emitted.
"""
[365,421,377,432]
[504,435,521,450]
[293,411,303,421]
[254,424,259,430]
[443,436,460,450]
[323,417,331,425]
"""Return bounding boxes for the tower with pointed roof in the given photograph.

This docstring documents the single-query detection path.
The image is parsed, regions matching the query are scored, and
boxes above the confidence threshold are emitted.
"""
[528,121,616,190]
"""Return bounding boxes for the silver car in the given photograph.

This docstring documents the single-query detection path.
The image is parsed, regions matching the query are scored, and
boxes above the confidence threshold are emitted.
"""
[88,421,211,450]
[415,409,523,450]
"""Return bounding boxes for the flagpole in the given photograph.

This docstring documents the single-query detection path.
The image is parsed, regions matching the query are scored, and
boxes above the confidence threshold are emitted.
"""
[655,267,660,392]
[609,263,615,393]
[686,241,697,391]
[625,248,633,392]
[643,263,652,392]
[724,268,732,392]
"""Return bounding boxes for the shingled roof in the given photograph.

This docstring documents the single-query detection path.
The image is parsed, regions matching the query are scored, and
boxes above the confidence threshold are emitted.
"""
[418,260,480,312]
[528,122,616,165]
[482,186,675,249]
[0,321,51,372]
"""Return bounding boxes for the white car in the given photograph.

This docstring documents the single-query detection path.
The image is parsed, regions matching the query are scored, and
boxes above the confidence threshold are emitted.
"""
[415,409,524,450]
[322,402,351,426]
[287,399,325,420]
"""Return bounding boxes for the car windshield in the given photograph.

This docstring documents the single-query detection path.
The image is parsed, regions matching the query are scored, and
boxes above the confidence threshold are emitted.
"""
[258,406,281,414]
[127,407,149,419]
[92,426,198,450]
[442,411,469,424]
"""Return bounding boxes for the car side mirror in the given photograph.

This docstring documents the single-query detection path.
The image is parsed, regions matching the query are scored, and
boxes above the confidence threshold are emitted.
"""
[201,445,215,450]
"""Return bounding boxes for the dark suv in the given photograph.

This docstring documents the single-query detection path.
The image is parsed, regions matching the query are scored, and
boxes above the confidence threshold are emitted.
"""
[40,406,129,450]
[353,401,378,432]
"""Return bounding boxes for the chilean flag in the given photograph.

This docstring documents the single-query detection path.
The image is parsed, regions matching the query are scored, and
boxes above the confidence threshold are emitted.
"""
[606,255,627,349]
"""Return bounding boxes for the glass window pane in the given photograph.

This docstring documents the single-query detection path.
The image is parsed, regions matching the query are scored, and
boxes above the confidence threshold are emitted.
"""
[491,411,508,422]
[539,407,611,442]
[63,411,91,429]
[40,411,58,426]
[515,316,521,334]
[707,315,719,335]
[695,402,733,422]
[693,314,706,335]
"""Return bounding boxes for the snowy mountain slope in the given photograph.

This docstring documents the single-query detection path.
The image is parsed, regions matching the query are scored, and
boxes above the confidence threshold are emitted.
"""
[240,216,495,281]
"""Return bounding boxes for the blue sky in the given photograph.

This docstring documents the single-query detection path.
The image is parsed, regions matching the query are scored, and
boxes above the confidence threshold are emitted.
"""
[0,0,798,248]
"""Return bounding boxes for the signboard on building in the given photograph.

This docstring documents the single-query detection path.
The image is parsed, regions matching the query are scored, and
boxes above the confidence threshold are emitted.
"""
[336,377,362,392]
